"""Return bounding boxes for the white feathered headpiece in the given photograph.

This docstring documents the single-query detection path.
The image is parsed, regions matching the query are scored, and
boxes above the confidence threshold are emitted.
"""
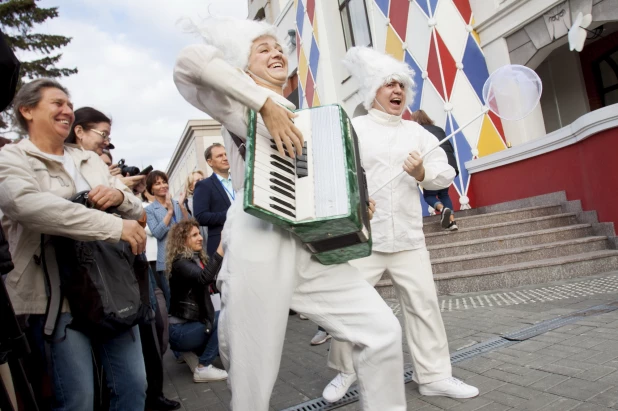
[342,47,416,111]
[184,17,288,70]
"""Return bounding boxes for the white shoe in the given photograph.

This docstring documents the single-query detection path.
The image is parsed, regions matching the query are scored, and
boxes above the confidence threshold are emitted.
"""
[419,377,479,398]
[299,314,308,320]
[322,372,357,403]
[193,365,228,382]
[310,330,331,345]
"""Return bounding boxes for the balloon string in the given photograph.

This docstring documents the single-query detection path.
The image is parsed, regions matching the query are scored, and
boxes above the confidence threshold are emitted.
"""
[369,107,490,198]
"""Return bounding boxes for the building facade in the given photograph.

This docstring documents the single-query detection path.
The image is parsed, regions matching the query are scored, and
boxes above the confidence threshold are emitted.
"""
[166,119,224,198]
[250,0,618,226]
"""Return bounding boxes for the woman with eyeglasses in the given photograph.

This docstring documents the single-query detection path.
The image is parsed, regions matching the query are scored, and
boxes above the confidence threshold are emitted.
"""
[67,107,145,189]
[65,106,112,155]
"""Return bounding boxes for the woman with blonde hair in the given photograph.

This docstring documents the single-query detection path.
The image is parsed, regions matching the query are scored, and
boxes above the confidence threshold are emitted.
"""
[184,170,205,216]
[183,170,208,250]
[166,219,227,382]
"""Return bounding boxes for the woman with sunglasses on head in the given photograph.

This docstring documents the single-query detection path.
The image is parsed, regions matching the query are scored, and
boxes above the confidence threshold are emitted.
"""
[166,219,227,382]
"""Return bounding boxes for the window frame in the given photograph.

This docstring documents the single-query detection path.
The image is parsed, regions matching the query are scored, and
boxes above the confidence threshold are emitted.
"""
[592,45,618,107]
[338,0,373,50]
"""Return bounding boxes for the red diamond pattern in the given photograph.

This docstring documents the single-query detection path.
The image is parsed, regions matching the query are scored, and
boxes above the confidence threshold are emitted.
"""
[427,30,457,101]
[305,71,315,107]
[452,0,472,24]
[306,0,315,25]
[389,0,410,42]
[488,110,506,143]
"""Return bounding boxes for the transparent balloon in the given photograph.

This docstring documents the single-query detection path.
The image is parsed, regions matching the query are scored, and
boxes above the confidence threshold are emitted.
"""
[482,64,543,121]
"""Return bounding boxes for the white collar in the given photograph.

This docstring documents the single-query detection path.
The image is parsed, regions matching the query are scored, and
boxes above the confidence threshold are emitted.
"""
[368,108,402,127]
[215,173,231,182]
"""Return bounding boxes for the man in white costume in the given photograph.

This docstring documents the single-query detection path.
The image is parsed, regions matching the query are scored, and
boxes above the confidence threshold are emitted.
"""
[173,18,406,411]
[322,47,479,402]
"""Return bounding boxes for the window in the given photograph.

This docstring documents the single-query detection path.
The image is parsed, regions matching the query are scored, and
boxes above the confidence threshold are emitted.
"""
[339,0,372,49]
[593,47,618,107]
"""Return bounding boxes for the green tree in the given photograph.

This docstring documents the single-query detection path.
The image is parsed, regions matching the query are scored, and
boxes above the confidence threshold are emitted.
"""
[0,0,77,131]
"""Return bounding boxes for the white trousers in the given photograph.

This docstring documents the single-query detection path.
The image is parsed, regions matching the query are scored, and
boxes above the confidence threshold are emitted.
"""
[216,194,406,411]
[328,248,452,384]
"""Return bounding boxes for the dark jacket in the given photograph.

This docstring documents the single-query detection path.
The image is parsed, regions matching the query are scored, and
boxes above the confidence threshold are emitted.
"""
[0,29,20,113]
[0,221,13,275]
[193,174,232,255]
[421,124,459,177]
[169,252,223,330]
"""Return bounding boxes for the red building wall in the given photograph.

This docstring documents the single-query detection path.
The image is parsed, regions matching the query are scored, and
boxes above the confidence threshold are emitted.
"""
[470,127,618,228]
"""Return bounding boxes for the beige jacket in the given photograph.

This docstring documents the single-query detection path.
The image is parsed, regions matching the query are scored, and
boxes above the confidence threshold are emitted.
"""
[0,139,143,315]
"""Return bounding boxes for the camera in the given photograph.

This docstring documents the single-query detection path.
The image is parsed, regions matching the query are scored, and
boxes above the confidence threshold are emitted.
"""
[117,159,140,177]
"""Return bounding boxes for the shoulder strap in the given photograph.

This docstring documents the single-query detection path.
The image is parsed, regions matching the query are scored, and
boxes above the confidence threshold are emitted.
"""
[40,234,64,341]
[228,131,246,160]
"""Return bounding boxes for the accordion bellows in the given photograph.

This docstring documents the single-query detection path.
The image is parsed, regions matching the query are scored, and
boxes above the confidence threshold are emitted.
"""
[243,105,372,264]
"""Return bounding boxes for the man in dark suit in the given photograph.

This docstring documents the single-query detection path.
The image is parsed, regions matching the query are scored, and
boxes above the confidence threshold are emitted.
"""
[193,143,232,256]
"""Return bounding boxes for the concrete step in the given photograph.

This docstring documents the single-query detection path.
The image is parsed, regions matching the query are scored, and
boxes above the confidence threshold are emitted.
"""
[375,250,618,298]
[431,236,609,274]
[423,205,564,233]
[427,224,595,259]
[425,213,579,246]
[422,191,568,223]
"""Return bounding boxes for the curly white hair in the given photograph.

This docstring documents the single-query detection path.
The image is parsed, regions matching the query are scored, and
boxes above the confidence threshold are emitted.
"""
[342,47,416,111]
[181,17,288,70]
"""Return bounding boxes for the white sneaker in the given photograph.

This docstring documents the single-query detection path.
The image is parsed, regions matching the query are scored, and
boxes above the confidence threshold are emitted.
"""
[193,365,228,382]
[310,330,332,345]
[299,314,308,320]
[419,377,479,398]
[322,372,357,403]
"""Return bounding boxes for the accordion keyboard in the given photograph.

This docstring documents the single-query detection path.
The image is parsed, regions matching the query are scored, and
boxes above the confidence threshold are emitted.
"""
[252,122,311,220]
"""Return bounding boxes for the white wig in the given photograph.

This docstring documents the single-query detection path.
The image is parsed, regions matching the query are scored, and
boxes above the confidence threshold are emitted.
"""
[184,17,288,70]
[342,47,416,111]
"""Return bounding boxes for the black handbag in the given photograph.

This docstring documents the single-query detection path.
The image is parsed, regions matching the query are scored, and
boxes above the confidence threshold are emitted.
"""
[42,191,153,341]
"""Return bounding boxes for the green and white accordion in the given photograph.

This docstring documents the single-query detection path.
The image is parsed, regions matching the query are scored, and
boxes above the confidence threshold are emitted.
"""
[243,104,371,265]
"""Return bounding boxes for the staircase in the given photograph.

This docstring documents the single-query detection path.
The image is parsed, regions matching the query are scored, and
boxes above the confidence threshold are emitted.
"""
[375,192,618,298]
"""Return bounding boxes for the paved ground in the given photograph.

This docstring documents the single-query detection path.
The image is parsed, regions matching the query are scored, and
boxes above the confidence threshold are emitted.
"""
[162,271,618,411]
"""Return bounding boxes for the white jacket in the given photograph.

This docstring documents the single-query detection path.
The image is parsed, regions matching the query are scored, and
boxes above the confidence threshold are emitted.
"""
[354,109,455,253]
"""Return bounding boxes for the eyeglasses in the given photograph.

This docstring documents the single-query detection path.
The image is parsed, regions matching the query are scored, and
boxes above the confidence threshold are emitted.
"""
[89,128,111,142]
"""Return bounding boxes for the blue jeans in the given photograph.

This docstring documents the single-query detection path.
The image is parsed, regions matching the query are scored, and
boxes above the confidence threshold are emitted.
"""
[169,312,220,366]
[423,188,453,210]
[48,313,147,411]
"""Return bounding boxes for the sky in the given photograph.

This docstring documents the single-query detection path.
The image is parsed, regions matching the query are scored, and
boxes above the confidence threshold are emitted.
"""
[23,0,249,172]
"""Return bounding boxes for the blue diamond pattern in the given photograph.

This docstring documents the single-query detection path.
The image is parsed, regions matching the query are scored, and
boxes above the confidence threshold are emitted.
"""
[296,0,305,37]
[445,114,472,195]
[462,35,489,104]
[404,51,424,112]
[415,0,439,18]
[309,36,320,82]
[375,0,390,17]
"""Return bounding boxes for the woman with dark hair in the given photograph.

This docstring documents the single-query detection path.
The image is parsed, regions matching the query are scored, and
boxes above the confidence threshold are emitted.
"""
[65,106,112,155]
[411,110,459,231]
[145,170,189,277]
[166,219,227,382]
[0,78,147,410]
[68,107,147,190]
